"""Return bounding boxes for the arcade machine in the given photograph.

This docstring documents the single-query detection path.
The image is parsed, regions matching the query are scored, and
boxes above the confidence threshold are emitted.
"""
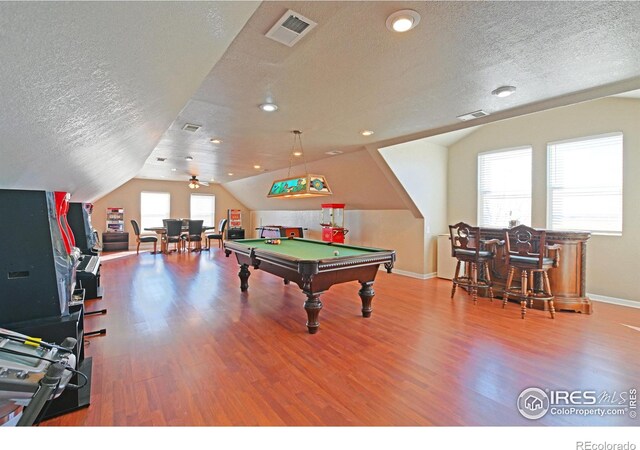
[0,189,92,419]
[0,328,79,426]
[320,203,349,243]
[67,202,102,300]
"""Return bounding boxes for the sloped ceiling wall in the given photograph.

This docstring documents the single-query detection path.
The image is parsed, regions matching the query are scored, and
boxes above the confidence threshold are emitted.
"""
[0,2,260,202]
[223,148,409,211]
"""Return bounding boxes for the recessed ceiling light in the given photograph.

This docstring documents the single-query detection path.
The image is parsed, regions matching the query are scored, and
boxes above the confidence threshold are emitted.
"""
[171,168,177,172]
[259,103,278,112]
[361,130,374,136]
[386,10,421,33]
[491,86,517,98]
[293,151,303,157]
[253,165,261,169]
[210,138,223,144]
[185,156,194,161]
[227,172,234,176]
[210,178,215,182]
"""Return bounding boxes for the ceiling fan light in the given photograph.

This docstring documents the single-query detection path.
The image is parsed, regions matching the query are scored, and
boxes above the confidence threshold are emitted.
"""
[188,176,200,189]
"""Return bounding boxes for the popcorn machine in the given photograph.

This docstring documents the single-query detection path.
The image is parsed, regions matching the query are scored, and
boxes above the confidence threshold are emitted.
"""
[320,203,348,243]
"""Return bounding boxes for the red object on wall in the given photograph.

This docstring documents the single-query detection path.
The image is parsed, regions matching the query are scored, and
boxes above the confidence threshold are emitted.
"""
[54,191,74,254]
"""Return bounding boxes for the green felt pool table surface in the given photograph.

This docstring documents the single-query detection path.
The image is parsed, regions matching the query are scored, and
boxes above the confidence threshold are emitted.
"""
[230,238,387,260]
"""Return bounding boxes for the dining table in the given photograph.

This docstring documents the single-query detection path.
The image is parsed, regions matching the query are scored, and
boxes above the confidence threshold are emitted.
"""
[144,225,215,254]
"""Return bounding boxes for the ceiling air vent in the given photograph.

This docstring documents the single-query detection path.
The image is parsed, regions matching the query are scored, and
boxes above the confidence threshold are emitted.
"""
[182,123,201,133]
[456,110,490,121]
[265,9,317,47]
[156,157,166,162]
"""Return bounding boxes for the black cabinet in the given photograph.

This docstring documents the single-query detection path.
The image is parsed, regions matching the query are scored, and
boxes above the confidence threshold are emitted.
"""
[102,232,129,251]
[226,228,245,240]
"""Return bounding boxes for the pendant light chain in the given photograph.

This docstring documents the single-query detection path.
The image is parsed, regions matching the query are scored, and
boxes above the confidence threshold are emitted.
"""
[287,130,308,177]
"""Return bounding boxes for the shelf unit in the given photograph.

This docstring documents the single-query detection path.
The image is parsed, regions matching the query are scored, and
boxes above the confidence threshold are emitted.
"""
[105,207,124,233]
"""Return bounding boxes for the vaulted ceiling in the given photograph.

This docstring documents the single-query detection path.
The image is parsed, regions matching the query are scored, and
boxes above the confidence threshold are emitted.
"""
[1,2,640,203]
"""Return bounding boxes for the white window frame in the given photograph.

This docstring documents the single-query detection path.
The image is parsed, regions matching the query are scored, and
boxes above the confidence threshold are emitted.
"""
[477,146,532,228]
[190,194,215,227]
[546,132,623,235]
[140,192,170,230]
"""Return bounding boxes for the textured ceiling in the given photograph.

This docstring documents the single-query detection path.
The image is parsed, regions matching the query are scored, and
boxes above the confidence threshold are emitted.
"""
[1,2,640,203]
[137,1,640,187]
[0,1,260,201]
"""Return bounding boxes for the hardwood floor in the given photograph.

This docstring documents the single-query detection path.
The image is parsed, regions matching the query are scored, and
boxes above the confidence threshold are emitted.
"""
[43,248,639,426]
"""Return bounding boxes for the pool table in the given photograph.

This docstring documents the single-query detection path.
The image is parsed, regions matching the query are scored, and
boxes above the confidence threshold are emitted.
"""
[224,238,396,334]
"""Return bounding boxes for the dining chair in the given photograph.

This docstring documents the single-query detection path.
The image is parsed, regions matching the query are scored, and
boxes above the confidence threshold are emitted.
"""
[186,219,204,252]
[130,219,157,254]
[164,219,184,253]
[205,218,228,250]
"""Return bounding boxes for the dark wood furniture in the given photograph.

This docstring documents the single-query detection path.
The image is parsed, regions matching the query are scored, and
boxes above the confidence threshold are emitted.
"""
[449,222,499,305]
[101,231,129,252]
[224,238,396,334]
[226,228,245,240]
[502,225,560,319]
[478,227,591,314]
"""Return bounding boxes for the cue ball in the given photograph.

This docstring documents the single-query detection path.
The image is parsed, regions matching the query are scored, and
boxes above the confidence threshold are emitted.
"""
[333,250,339,256]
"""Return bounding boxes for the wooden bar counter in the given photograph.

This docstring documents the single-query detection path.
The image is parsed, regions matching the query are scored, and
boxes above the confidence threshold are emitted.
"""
[480,228,592,314]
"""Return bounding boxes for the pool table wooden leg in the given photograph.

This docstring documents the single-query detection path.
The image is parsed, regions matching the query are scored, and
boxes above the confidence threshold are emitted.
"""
[359,281,375,317]
[238,263,251,292]
[304,293,323,334]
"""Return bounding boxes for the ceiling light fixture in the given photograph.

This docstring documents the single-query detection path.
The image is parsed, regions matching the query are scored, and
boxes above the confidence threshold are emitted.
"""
[491,85,517,98]
[254,165,261,169]
[210,138,223,144]
[188,175,200,189]
[227,172,234,176]
[268,130,332,199]
[259,103,278,112]
[386,10,421,33]
[185,156,194,161]
[361,130,374,136]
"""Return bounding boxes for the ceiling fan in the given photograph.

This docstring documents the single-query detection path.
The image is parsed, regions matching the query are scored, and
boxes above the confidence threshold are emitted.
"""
[188,175,209,189]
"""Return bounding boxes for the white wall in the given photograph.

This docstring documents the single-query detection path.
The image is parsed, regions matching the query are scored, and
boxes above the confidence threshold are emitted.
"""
[379,139,448,275]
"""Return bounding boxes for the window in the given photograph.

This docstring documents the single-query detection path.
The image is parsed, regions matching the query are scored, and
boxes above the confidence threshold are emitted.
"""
[478,147,532,227]
[547,133,622,235]
[190,194,215,227]
[140,192,170,230]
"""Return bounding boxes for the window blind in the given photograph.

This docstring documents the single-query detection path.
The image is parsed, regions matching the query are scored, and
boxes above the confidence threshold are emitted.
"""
[547,133,622,234]
[190,194,215,227]
[478,147,532,227]
[140,192,170,230]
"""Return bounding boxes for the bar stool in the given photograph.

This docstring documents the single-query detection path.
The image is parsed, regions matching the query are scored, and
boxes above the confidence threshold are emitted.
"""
[449,222,499,305]
[502,225,561,319]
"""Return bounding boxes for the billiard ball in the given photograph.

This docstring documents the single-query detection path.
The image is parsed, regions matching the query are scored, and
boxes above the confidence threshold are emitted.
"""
[333,250,339,256]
